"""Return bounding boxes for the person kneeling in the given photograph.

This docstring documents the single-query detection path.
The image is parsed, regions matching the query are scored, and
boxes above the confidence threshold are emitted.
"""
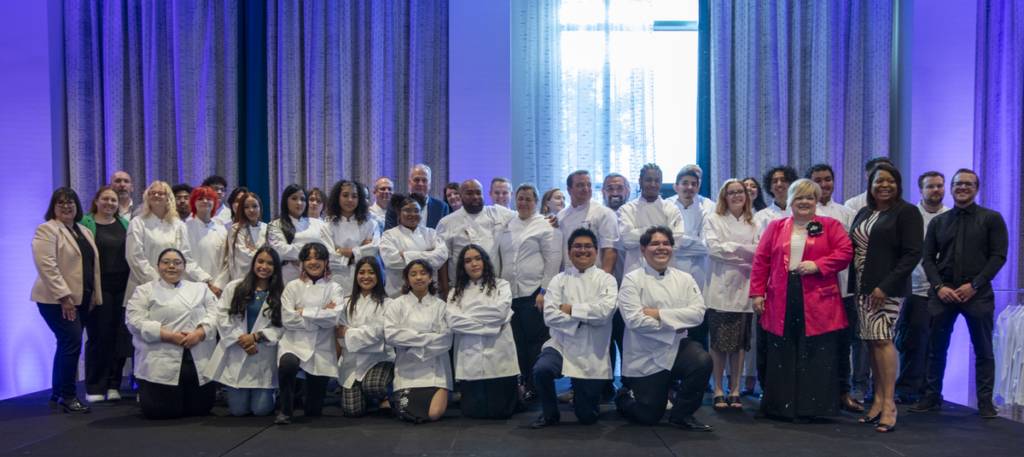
[336,257,396,418]
[615,226,713,431]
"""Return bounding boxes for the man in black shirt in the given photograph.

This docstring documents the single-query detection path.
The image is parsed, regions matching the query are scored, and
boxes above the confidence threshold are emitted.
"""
[909,169,1008,418]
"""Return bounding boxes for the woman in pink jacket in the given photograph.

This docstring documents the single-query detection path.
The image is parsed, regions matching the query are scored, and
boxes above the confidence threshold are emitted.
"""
[750,179,853,422]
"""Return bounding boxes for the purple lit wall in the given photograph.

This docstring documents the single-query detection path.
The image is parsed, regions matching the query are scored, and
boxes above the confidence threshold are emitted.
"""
[911,0,976,406]
[0,1,59,400]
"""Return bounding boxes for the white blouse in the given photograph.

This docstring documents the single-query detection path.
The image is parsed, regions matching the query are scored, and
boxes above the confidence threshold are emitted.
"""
[226,222,268,282]
[126,279,218,386]
[703,212,760,312]
[384,293,453,390]
[498,213,561,298]
[320,215,381,294]
[617,197,685,275]
[267,216,326,284]
[789,221,809,271]
[185,217,230,289]
[542,266,619,379]
[435,206,516,285]
[378,225,449,298]
[446,279,518,380]
[278,277,344,377]
[204,279,283,389]
[337,294,395,389]
[124,214,212,306]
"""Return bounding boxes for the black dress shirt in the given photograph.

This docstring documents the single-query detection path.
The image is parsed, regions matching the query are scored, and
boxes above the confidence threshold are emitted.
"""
[922,202,1008,291]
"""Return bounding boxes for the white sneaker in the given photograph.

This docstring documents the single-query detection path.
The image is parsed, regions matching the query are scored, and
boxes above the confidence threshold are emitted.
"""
[85,394,106,403]
[105,389,121,401]
[667,399,673,410]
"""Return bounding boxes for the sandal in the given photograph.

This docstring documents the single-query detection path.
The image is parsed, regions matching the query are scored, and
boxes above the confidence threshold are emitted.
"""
[858,412,880,424]
[876,422,896,433]
[712,396,728,411]
[727,395,742,410]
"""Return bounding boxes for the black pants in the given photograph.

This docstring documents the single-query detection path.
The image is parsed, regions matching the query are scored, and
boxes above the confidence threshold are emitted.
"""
[607,310,629,392]
[278,353,329,417]
[615,338,712,425]
[895,295,932,397]
[137,350,215,419]
[37,302,87,399]
[510,290,549,393]
[836,296,856,395]
[460,375,526,419]
[921,291,995,404]
[756,314,767,387]
[85,273,129,395]
[534,347,605,424]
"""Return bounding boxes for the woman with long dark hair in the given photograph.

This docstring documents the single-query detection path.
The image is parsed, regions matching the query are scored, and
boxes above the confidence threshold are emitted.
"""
[336,257,395,417]
[268,184,326,284]
[743,177,768,212]
[205,247,286,417]
[322,180,380,294]
[226,192,268,281]
[378,193,448,298]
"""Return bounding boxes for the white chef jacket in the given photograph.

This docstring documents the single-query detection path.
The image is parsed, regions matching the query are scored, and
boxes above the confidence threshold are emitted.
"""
[124,214,212,306]
[185,217,230,289]
[384,293,454,390]
[212,204,233,227]
[337,294,396,389]
[667,195,710,291]
[204,279,283,389]
[126,279,218,386]
[498,213,562,298]
[378,225,449,298]
[557,201,620,271]
[703,212,760,312]
[226,222,268,282]
[436,206,516,285]
[844,192,868,213]
[911,202,949,297]
[618,265,707,378]
[754,203,791,235]
[278,277,344,377]
[815,199,857,298]
[542,266,618,379]
[369,203,386,221]
[617,197,685,275]
[267,217,326,284]
[446,279,518,380]
[320,215,381,294]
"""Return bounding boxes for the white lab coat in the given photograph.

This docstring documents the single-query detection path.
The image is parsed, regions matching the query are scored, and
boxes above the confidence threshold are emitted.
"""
[556,201,620,271]
[126,279,218,386]
[267,217,327,284]
[337,294,396,389]
[204,279,283,389]
[435,206,516,285]
[212,204,233,227]
[542,266,619,379]
[384,293,453,390]
[815,199,856,297]
[498,213,562,299]
[124,214,212,306]
[378,225,449,298]
[618,266,707,378]
[278,277,344,377]
[667,195,711,292]
[185,217,230,289]
[703,212,760,312]
[446,279,518,380]
[320,215,381,294]
[226,222,268,282]
[617,197,686,275]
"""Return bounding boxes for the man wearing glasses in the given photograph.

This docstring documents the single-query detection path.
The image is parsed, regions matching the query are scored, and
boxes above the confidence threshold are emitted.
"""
[909,168,1008,419]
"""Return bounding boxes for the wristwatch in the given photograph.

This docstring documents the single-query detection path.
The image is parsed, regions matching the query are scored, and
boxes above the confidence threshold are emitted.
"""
[934,283,946,291]
[971,281,980,290]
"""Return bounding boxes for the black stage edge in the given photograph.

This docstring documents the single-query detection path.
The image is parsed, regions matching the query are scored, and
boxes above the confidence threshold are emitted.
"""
[2,381,1022,457]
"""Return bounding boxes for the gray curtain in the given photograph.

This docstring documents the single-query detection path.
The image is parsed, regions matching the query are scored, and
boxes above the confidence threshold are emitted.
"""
[708,0,891,202]
[266,0,448,216]
[64,0,239,204]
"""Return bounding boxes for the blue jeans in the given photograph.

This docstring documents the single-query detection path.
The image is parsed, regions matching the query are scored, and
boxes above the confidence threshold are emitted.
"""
[226,387,276,416]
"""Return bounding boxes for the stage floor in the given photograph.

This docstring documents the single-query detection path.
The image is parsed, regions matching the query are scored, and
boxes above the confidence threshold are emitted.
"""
[2,380,1022,457]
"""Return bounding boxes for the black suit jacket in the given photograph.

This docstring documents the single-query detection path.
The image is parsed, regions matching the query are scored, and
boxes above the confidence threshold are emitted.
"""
[847,199,924,297]
[384,195,450,231]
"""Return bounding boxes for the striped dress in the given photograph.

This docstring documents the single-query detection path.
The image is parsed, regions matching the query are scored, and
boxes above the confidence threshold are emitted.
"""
[852,211,905,340]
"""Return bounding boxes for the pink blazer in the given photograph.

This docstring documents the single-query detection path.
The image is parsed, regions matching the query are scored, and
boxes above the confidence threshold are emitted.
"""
[749,216,853,337]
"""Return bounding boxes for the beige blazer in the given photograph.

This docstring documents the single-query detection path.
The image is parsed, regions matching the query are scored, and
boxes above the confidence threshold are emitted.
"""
[31,219,103,306]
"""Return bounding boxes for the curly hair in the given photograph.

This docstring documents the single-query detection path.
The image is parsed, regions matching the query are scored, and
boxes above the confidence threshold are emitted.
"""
[327,180,369,225]
[450,244,498,305]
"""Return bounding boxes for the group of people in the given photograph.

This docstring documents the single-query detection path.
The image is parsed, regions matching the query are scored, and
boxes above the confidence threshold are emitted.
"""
[31,157,1008,433]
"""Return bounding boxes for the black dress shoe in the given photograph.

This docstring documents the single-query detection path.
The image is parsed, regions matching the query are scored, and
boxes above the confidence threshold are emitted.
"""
[530,414,560,429]
[908,396,942,413]
[523,390,539,402]
[978,401,998,419]
[58,397,91,414]
[668,416,713,432]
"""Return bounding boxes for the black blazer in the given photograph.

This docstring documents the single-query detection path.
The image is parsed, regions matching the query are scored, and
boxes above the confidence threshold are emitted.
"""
[384,195,450,231]
[847,199,924,297]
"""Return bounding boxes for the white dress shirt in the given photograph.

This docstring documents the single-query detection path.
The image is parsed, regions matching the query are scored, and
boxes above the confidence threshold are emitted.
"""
[378,225,449,298]
[204,279,283,389]
[278,277,344,377]
[703,212,760,312]
[267,217,326,284]
[185,217,230,289]
[556,201,620,271]
[815,199,857,297]
[385,293,454,390]
[667,195,711,291]
[911,202,949,297]
[126,279,218,385]
[754,202,791,235]
[212,204,233,227]
[446,279,518,380]
[227,222,268,282]
[617,197,685,275]
[542,266,619,379]
[118,199,135,220]
[498,213,561,298]
[124,214,212,306]
[844,191,868,213]
[320,215,381,294]
[618,266,707,378]
[337,295,396,389]
[436,206,516,285]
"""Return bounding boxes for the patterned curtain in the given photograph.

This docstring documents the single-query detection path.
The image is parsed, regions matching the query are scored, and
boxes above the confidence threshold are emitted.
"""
[266,0,448,216]
[64,0,239,204]
[708,0,891,202]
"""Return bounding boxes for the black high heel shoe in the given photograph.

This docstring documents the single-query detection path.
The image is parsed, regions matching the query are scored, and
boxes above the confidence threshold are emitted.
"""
[876,422,896,433]
[858,412,880,424]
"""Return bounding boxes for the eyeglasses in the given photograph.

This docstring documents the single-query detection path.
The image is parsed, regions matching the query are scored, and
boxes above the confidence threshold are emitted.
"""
[952,181,977,188]
[726,190,746,197]
[401,208,420,215]
[571,243,596,251]
[55,201,75,208]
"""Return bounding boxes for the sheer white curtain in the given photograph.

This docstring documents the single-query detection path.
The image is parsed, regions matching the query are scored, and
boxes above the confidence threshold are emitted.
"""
[514,0,656,197]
